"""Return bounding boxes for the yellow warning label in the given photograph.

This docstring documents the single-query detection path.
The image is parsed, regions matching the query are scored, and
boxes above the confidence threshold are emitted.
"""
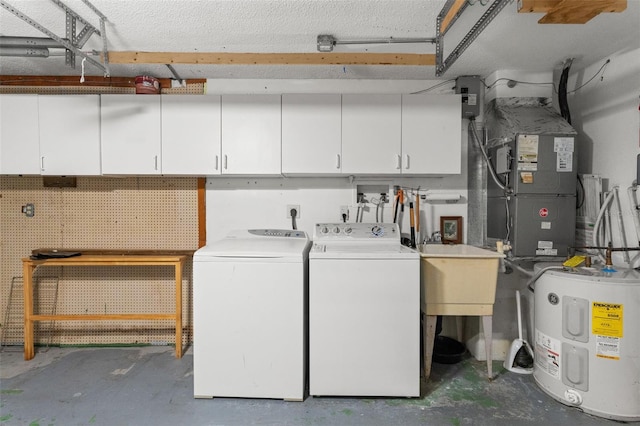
[592,302,623,337]
[563,256,585,267]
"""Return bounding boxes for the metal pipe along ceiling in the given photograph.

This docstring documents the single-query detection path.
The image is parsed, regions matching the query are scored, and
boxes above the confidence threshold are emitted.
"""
[0,46,49,57]
[0,36,65,48]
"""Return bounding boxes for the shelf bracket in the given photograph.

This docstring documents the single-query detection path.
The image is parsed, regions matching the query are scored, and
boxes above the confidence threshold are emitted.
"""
[435,0,510,77]
[0,0,110,76]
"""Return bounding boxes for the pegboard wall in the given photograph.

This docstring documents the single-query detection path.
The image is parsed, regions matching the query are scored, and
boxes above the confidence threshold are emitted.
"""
[0,81,205,95]
[0,176,199,348]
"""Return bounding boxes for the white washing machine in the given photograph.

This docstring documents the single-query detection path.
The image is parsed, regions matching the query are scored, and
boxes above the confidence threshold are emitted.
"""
[309,223,420,397]
[533,265,640,421]
[193,229,311,401]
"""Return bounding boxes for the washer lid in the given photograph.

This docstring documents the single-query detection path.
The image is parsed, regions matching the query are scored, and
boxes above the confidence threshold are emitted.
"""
[194,229,310,258]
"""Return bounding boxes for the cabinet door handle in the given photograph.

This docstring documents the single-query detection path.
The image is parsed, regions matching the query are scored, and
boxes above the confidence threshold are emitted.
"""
[154,155,158,171]
[215,155,219,170]
[224,155,228,170]
[405,155,410,170]
[336,154,341,169]
[396,154,401,170]
[40,156,45,171]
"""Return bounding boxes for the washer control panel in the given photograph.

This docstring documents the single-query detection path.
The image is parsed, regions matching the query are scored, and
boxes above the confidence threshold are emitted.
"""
[313,223,399,241]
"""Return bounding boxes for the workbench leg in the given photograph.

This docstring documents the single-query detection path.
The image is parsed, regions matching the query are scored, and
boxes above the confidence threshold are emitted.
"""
[175,262,183,358]
[423,315,437,380]
[22,262,35,360]
[482,315,493,380]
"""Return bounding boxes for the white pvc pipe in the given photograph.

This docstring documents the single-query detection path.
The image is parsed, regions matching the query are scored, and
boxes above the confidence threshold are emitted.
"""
[628,185,640,243]
[612,187,630,264]
[627,185,640,266]
[593,190,616,263]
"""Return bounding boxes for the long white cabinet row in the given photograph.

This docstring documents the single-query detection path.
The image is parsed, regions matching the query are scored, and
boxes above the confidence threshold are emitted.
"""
[0,93,461,176]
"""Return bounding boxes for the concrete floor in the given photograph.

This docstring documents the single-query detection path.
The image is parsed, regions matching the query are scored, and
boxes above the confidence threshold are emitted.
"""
[0,346,622,426]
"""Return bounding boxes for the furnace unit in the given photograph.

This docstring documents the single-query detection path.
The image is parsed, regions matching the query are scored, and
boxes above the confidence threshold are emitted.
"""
[485,98,578,257]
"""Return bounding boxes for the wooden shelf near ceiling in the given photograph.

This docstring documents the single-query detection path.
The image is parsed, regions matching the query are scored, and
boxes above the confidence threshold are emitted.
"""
[518,0,627,24]
[106,52,436,66]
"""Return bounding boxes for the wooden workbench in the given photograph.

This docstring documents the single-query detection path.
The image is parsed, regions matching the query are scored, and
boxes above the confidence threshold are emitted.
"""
[22,250,191,360]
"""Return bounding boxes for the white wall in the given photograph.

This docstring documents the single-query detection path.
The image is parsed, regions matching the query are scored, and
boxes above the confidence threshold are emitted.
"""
[206,176,468,243]
[484,70,554,102]
[568,46,640,266]
[204,79,469,243]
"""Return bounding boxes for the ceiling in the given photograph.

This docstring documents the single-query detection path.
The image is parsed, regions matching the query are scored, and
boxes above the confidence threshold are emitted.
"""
[0,0,638,81]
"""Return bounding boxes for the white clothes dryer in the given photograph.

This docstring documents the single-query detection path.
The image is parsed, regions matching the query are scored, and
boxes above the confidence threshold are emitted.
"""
[193,229,311,401]
[309,223,420,397]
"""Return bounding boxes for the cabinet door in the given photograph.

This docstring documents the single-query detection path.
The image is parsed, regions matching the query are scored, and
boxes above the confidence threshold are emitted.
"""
[341,94,401,174]
[282,94,342,175]
[0,94,40,174]
[161,95,221,175]
[39,95,101,175]
[402,94,461,174]
[221,94,281,175]
[101,95,161,174]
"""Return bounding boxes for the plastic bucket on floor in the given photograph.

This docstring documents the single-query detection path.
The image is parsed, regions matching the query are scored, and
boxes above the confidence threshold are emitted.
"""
[433,335,466,364]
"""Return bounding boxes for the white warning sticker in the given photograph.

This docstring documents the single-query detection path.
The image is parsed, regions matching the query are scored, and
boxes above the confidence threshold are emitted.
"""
[554,137,575,153]
[517,135,539,171]
[557,152,573,172]
[596,335,620,360]
[535,329,561,379]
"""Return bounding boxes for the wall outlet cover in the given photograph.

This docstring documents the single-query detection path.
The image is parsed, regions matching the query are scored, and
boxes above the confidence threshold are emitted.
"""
[286,204,300,218]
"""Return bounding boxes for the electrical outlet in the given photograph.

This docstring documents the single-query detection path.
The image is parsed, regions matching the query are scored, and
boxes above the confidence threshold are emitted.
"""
[22,203,35,217]
[340,205,349,221]
[287,204,300,218]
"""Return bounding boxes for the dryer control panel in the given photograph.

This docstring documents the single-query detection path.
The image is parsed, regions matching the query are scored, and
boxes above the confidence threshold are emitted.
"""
[313,223,399,241]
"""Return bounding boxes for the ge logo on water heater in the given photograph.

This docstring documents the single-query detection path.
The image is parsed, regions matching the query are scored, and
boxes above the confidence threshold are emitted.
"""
[539,208,549,218]
[548,293,559,305]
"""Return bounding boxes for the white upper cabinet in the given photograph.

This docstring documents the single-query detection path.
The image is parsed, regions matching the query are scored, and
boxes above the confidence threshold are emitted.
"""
[161,95,221,175]
[0,94,40,174]
[341,94,402,174]
[221,94,281,175]
[282,94,342,175]
[401,94,462,174]
[38,95,101,176]
[100,95,161,175]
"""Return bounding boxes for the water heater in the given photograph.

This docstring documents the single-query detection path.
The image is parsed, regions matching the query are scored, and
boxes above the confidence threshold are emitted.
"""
[533,266,640,421]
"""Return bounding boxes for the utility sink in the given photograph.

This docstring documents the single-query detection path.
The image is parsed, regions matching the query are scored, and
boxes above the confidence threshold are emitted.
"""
[418,244,505,380]
[418,244,505,315]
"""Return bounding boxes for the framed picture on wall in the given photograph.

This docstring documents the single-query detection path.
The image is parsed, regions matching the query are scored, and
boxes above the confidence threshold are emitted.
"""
[440,216,462,244]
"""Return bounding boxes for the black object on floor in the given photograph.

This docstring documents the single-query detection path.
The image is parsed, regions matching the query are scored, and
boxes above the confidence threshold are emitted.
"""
[433,335,467,364]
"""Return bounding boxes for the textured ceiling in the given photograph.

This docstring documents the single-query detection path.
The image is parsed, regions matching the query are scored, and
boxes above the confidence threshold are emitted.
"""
[0,0,638,80]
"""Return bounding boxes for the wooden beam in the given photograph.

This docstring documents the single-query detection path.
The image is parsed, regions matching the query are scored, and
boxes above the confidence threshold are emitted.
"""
[440,0,468,34]
[539,0,626,23]
[518,0,565,13]
[107,51,436,66]
[518,0,626,23]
